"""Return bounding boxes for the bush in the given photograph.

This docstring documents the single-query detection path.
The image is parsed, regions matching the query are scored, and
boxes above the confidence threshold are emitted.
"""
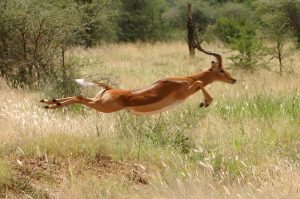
[257,0,293,72]
[76,0,121,47]
[212,3,265,69]
[213,3,257,43]
[39,63,81,99]
[229,24,265,70]
[214,17,241,43]
[283,0,300,47]
[0,0,83,87]
[118,0,169,42]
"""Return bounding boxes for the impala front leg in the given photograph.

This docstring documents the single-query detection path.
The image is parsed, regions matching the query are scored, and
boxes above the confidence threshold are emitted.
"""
[199,87,213,108]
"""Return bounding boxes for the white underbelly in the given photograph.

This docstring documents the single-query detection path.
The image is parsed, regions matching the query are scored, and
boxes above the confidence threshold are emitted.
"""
[126,100,184,115]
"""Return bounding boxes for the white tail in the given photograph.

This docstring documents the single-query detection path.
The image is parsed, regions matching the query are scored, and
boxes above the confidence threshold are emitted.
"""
[75,79,112,90]
[75,79,98,87]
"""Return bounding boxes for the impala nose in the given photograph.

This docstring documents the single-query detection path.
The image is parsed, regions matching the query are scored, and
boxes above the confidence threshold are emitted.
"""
[232,79,237,84]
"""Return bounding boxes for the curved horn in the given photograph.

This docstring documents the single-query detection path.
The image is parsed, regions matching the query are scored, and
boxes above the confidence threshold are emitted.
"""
[194,40,223,68]
[187,3,222,68]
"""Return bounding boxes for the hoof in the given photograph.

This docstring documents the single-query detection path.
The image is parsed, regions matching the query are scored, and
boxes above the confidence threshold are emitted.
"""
[40,99,45,103]
[44,105,49,109]
[199,102,209,108]
[52,99,58,103]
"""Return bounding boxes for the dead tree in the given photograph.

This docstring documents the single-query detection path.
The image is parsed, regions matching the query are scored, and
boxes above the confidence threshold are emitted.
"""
[187,3,219,63]
[187,3,196,57]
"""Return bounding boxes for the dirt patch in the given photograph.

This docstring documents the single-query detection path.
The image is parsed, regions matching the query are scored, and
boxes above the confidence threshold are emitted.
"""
[87,155,150,184]
[14,157,63,184]
[7,154,150,196]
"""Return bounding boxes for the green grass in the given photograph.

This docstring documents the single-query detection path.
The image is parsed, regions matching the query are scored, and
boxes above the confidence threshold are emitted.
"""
[0,160,12,189]
[1,134,110,160]
[215,94,300,120]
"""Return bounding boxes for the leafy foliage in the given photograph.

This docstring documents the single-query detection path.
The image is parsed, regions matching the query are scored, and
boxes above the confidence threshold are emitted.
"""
[257,0,293,72]
[213,3,264,69]
[0,0,83,87]
[283,0,300,47]
[118,0,168,42]
[0,0,299,86]
[76,0,120,47]
[213,3,253,43]
[229,24,265,70]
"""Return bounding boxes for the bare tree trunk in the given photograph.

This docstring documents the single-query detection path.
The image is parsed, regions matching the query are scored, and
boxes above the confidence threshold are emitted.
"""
[277,40,283,74]
[187,4,195,57]
[84,0,93,48]
[62,46,66,73]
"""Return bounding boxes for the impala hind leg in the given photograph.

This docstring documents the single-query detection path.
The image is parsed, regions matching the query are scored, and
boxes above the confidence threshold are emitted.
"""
[41,95,125,113]
[40,99,58,105]
[40,96,79,105]
[42,95,93,109]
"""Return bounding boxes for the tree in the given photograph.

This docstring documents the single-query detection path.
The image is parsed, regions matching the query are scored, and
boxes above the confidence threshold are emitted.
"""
[118,0,168,42]
[76,0,121,47]
[258,1,292,73]
[0,0,83,86]
[283,0,300,47]
[213,3,255,43]
[213,3,264,69]
[187,4,196,57]
[229,24,265,70]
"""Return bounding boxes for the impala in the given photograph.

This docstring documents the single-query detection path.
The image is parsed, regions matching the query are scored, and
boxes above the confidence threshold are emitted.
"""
[40,44,236,115]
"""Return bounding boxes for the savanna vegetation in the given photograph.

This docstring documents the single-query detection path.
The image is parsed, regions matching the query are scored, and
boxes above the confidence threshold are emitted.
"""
[0,0,299,198]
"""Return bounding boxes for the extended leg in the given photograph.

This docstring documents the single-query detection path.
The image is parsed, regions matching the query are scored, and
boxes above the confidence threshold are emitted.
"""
[41,94,125,113]
[200,87,213,108]
[40,96,80,105]
[43,95,94,109]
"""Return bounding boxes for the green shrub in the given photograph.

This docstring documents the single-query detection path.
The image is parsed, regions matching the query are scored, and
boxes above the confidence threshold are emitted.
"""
[229,25,265,70]
[256,0,295,72]
[212,3,265,69]
[40,63,81,99]
[118,0,169,42]
[76,0,121,47]
[283,0,300,47]
[0,0,83,87]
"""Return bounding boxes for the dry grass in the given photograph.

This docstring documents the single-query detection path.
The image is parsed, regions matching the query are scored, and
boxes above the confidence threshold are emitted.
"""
[0,42,299,198]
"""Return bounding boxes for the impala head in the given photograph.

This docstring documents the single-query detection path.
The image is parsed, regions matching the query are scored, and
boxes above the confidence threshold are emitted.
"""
[194,40,236,84]
[209,61,236,84]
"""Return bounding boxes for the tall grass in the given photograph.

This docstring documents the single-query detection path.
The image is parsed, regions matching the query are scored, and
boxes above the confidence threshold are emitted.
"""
[0,42,299,198]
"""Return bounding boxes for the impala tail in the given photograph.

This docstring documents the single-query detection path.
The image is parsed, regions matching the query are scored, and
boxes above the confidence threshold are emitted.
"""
[75,79,112,90]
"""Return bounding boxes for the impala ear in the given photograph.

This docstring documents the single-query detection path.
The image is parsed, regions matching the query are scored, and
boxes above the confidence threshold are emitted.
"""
[211,61,218,68]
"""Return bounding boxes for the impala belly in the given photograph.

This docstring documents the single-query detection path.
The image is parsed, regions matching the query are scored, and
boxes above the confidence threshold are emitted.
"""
[126,96,185,115]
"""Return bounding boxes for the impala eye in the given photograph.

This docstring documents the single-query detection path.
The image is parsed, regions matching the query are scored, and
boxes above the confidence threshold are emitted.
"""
[220,69,224,73]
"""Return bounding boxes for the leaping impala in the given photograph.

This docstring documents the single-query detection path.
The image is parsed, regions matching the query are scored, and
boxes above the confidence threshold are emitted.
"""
[40,43,236,115]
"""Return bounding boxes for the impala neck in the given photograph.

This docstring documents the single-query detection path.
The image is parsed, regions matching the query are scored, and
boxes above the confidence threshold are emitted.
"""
[186,69,215,87]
